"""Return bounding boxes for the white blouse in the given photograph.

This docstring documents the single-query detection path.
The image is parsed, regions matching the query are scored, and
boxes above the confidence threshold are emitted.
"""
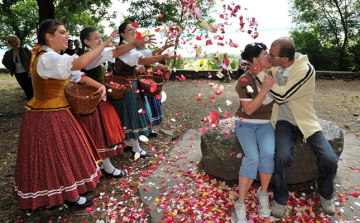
[117,40,144,67]
[138,49,152,57]
[84,48,115,70]
[37,46,82,82]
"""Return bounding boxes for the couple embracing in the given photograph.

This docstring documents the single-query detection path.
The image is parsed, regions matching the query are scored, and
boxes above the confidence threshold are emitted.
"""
[233,37,338,222]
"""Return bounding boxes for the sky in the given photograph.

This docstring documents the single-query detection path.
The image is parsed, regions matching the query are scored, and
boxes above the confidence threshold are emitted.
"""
[0,0,294,67]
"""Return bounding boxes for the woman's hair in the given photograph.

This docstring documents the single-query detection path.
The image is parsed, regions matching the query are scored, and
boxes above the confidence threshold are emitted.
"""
[37,19,64,45]
[118,22,131,44]
[241,43,267,63]
[7,36,19,47]
[80,27,98,51]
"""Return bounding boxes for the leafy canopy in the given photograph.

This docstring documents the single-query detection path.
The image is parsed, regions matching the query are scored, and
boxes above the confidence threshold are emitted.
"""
[0,0,116,48]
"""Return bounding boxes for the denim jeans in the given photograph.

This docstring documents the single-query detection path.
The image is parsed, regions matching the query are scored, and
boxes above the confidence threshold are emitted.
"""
[235,120,275,179]
[273,121,339,205]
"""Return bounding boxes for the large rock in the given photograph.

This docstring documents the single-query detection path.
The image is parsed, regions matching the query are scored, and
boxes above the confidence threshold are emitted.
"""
[201,118,344,184]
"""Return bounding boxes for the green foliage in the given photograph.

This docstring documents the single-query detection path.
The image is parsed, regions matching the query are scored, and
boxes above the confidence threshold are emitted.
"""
[230,59,238,69]
[207,55,222,70]
[289,0,360,71]
[122,0,215,29]
[56,0,115,38]
[0,0,39,48]
[168,56,185,69]
[0,0,116,48]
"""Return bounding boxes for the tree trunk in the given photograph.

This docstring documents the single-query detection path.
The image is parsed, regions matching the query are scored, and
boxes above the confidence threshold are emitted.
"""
[37,0,55,23]
[333,0,348,70]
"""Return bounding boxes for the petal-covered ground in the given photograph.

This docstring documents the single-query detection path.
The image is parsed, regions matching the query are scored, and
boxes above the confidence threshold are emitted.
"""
[1,76,360,222]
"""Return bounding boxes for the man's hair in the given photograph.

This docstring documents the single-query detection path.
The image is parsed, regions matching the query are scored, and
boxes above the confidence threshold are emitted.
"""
[277,37,295,61]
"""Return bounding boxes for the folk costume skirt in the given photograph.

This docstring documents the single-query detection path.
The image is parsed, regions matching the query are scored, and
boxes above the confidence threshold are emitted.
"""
[111,80,153,139]
[148,96,163,126]
[75,99,125,159]
[14,109,102,210]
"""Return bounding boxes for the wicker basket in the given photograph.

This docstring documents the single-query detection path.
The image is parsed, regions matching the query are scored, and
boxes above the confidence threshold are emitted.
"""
[161,70,170,83]
[142,65,170,83]
[65,82,101,114]
[138,75,163,97]
[102,75,131,99]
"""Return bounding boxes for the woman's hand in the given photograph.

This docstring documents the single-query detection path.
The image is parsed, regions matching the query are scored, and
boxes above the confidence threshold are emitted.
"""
[162,53,177,61]
[95,85,106,101]
[262,74,275,92]
[158,64,172,74]
[104,30,119,48]
[137,66,146,74]
[144,34,157,46]
[164,38,176,48]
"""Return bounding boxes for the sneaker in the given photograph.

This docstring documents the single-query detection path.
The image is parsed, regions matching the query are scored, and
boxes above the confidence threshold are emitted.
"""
[271,200,286,218]
[234,202,247,223]
[316,182,336,215]
[320,195,335,215]
[256,187,271,217]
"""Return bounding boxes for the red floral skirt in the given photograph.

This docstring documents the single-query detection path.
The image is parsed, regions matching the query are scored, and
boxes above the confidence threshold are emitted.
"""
[75,99,125,159]
[14,110,102,210]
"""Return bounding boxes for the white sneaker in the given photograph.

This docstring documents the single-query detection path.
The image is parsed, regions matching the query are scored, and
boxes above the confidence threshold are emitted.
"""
[256,187,271,217]
[316,182,336,215]
[271,200,286,218]
[234,202,247,223]
[320,195,335,215]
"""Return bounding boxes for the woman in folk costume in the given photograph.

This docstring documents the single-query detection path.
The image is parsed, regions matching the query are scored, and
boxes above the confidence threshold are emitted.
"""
[77,27,155,177]
[112,22,176,158]
[137,38,174,131]
[14,19,116,210]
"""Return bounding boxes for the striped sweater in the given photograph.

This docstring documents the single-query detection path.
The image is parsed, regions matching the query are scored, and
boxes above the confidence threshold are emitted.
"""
[255,55,322,139]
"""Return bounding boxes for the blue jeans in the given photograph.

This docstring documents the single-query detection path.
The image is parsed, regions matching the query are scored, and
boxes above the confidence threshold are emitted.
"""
[235,121,275,179]
[273,121,339,205]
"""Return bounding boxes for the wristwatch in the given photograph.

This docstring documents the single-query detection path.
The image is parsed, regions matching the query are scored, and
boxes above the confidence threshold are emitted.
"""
[154,62,159,68]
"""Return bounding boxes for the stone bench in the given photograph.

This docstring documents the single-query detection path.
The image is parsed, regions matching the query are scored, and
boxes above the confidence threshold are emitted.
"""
[200,118,344,184]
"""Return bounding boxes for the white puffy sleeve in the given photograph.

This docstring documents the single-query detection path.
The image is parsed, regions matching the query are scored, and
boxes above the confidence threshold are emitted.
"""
[138,49,153,57]
[37,51,82,82]
[118,48,144,67]
[84,48,114,70]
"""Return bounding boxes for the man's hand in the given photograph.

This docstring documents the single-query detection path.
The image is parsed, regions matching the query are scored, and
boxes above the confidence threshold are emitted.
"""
[245,60,261,76]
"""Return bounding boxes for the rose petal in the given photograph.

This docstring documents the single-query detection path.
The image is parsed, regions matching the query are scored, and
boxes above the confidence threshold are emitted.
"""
[139,135,149,142]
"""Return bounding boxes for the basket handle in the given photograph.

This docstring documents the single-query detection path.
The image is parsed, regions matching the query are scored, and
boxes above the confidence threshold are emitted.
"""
[90,90,101,100]
[66,81,78,94]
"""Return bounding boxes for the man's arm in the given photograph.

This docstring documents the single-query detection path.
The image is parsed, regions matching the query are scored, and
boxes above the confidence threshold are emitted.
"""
[255,64,315,103]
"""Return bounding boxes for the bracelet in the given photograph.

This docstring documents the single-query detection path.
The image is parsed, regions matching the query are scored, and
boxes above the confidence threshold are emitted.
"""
[154,62,159,68]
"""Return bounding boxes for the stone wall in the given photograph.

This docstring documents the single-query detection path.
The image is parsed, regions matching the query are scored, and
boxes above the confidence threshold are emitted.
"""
[1,68,359,80]
[170,69,360,81]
